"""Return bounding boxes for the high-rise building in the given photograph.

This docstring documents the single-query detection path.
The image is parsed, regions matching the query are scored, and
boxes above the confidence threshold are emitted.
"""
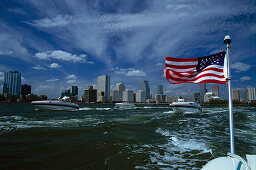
[212,85,219,97]
[97,75,111,102]
[156,85,163,95]
[3,71,21,97]
[123,89,134,102]
[136,90,146,103]
[71,86,78,96]
[21,84,31,98]
[84,85,97,103]
[247,87,256,103]
[243,89,248,103]
[110,90,120,102]
[232,89,240,102]
[199,83,207,103]
[115,83,126,101]
[138,80,150,99]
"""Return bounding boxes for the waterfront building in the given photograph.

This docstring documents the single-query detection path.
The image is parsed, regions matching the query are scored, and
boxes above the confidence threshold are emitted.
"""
[123,89,134,102]
[97,75,111,102]
[84,85,97,103]
[199,83,207,103]
[136,90,146,103]
[110,90,120,102]
[243,89,248,103]
[70,86,78,101]
[115,83,126,101]
[232,89,240,102]
[3,71,21,98]
[204,92,222,103]
[246,87,256,103]
[138,80,150,99]
[21,84,31,98]
[212,85,219,97]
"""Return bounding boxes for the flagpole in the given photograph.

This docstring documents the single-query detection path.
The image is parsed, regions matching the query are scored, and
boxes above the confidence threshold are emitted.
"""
[224,35,235,154]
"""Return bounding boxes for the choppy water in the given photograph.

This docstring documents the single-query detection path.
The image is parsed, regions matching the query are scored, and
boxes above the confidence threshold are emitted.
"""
[0,103,255,169]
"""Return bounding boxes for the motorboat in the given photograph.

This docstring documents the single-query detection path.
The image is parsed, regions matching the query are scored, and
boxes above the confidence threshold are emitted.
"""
[114,102,136,110]
[169,99,202,114]
[31,96,79,111]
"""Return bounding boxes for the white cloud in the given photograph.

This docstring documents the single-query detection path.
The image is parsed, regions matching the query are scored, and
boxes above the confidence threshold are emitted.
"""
[29,15,71,28]
[231,62,251,72]
[34,50,87,63]
[46,78,59,82]
[240,76,251,81]
[115,68,146,77]
[49,63,61,68]
[65,74,77,80]
[0,50,13,55]
[33,65,46,70]
[67,79,76,84]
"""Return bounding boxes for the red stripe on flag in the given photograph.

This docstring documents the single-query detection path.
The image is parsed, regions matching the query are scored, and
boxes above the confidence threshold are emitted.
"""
[165,56,198,62]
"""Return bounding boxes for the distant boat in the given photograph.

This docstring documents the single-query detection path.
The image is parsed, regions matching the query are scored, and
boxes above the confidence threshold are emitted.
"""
[169,98,202,114]
[31,96,79,111]
[114,102,136,110]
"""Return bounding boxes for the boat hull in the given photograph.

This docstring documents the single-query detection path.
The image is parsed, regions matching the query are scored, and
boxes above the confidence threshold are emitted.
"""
[170,101,202,114]
[31,100,79,111]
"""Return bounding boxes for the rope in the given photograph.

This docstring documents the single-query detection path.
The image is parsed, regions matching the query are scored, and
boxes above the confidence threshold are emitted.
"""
[227,152,251,170]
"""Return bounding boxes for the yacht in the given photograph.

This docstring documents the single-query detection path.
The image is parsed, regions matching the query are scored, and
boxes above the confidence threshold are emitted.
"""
[169,98,202,114]
[31,96,79,111]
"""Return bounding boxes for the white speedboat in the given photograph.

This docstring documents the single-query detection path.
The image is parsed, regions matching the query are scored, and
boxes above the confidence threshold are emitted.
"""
[114,102,136,110]
[169,99,202,114]
[31,97,79,111]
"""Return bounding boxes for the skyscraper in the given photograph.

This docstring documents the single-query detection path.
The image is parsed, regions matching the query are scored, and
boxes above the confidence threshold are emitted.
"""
[247,87,256,102]
[123,89,134,102]
[232,89,240,102]
[115,83,126,101]
[84,85,97,103]
[97,75,111,102]
[212,85,219,97]
[71,86,78,96]
[156,85,163,95]
[199,83,207,103]
[3,71,21,97]
[138,80,150,99]
[136,90,146,103]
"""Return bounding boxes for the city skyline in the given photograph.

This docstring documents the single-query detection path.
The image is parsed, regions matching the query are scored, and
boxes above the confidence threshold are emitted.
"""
[0,1,255,99]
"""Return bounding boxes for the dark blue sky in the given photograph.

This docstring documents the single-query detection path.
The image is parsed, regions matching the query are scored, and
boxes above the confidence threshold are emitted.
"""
[0,0,255,99]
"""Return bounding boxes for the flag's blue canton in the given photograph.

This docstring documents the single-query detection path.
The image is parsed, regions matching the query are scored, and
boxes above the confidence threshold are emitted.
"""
[196,51,225,72]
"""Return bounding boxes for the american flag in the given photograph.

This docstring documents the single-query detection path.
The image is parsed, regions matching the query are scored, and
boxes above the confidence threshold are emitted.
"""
[164,51,227,84]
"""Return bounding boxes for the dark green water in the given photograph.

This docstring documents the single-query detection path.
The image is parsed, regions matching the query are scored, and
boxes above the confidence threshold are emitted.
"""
[0,103,255,169]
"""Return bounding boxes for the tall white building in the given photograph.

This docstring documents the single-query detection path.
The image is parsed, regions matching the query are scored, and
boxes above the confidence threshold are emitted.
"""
[97,75,111,102]
[123,89,134,102]
[247,87,256,102]
[136,90,146,103]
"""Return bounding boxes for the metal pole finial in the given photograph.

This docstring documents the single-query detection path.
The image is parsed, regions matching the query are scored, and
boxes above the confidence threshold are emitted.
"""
[224,35,231,45]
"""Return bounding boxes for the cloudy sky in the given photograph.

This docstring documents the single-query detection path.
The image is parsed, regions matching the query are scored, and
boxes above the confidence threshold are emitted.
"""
[0,0,255,99]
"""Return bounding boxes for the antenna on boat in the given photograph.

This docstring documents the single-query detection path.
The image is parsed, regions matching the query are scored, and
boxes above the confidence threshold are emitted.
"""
[224,35,235,154]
